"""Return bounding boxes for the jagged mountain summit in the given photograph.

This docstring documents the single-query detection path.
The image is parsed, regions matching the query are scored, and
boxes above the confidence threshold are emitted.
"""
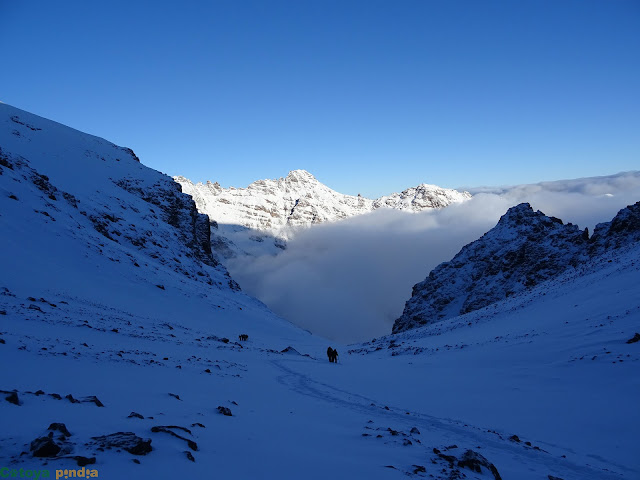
[393,201,640,333]
[175,170,471,258]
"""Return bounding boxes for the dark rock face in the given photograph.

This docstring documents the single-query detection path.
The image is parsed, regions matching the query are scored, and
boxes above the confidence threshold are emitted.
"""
[30,436,61,457]
[393,201,640,333]
[90,432,152,455]
[590,201,640,253]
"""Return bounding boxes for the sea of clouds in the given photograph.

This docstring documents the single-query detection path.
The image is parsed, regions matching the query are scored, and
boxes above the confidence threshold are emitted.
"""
[227,171,640,344]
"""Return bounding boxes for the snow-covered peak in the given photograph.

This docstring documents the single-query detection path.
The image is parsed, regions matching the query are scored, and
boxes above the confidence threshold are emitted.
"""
[284,169,317,182]
[373,183,472,211]
[174,171,471,258]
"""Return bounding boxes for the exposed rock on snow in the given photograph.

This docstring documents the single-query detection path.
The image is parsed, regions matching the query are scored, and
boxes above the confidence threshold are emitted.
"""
[217,406,232,416]
[458,449,502,480]
[90,432,153,455]
[590,201,640,253]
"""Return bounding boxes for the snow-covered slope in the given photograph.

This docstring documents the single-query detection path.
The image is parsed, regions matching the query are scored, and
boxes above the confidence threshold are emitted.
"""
[1,104,638,479]
[175,171,471,258]
[349,243,640,479]
[393,202,639,333]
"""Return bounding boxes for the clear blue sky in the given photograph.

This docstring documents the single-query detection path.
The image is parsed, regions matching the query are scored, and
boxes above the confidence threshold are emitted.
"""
[1,0,638,197]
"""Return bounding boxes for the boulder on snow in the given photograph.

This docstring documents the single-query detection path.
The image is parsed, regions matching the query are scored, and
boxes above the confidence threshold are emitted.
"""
[30,436,61,457]
[5,391,19,405]
[458,449,502,480]
[217,406,232,416]
[626,333,640,344]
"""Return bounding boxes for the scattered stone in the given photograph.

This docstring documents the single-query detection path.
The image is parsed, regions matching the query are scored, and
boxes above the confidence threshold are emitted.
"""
[458,450,502,480]
[626,333,640,344]
[412,465,426,474]
[387,428,399,436]
[548,476,564,480]
[74,456,96,467]
[204,369,211,373]
[191,423,205,428]
[132,459,140,464]
[49,393,62,400]
[281,346,301,355]
[84,395,104,407]
[217,406,232,416]
[509,435,521,443]
[128,412,144,419]
[445,444,458,450]
[65,394,80,404]
[156,285,165,290]
[410,427,420,435]
[90,432,152,455]
[403,439,412,446]
[5,391,19,405]
[169,393,181,400]
[151,426,197,451]
[35,390,45,396]
[185,451,195,462]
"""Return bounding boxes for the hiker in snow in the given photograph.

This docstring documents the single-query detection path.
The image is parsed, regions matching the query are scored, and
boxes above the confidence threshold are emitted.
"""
[327,346,334,363]
[327,347,339,363]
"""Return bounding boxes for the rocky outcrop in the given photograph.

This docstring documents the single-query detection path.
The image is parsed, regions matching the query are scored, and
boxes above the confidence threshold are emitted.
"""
[393,203,588,332]
[589,201,640,253]
[393,201,640,333]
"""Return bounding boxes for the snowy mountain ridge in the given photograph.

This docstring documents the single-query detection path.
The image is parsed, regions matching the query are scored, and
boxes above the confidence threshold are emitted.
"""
[1,104,638,480]
[175,171,471,258]
[393,201,640,333]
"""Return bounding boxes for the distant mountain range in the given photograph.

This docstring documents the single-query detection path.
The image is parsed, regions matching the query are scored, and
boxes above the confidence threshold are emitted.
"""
[175,171,471,258]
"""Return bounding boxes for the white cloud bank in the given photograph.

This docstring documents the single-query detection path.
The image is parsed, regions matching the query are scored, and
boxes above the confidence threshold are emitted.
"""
[227,171,640,344]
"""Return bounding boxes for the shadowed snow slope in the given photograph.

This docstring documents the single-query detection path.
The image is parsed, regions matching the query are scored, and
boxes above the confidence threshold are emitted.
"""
[0,104,637,480]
